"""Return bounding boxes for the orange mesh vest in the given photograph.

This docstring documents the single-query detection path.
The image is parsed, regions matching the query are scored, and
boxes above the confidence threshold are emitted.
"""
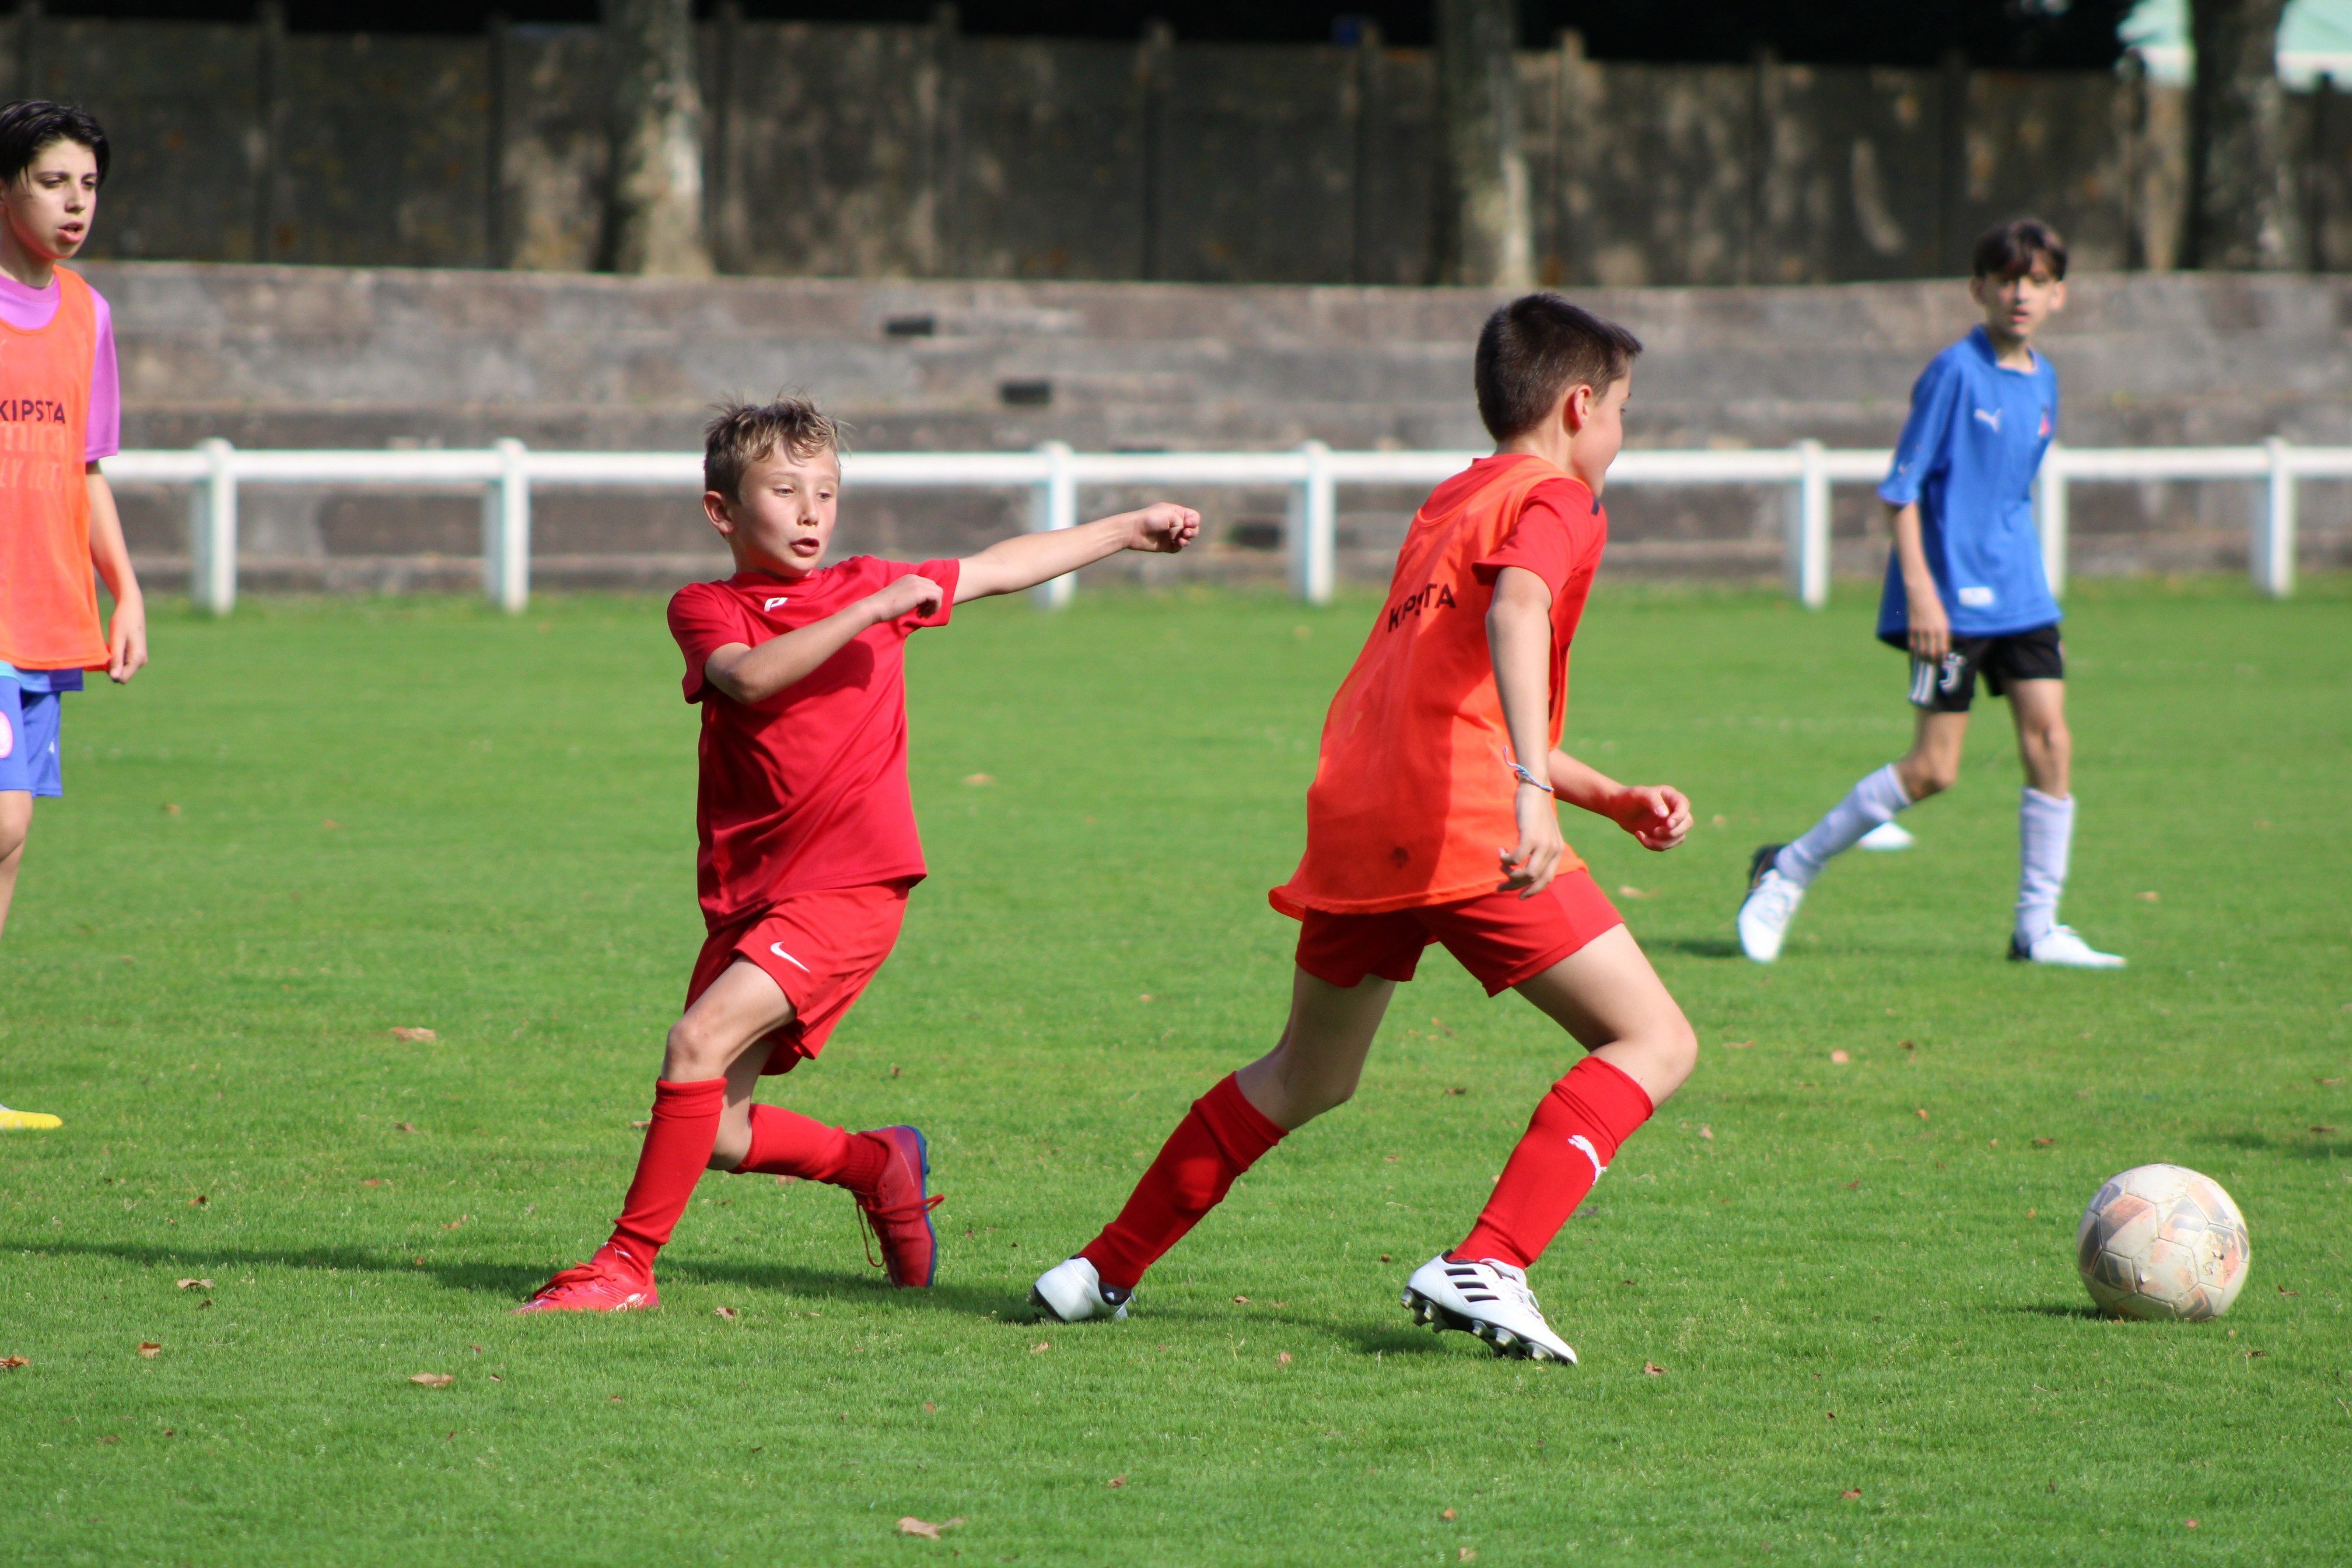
[0,266,103,670]
[1272,454,1589,916]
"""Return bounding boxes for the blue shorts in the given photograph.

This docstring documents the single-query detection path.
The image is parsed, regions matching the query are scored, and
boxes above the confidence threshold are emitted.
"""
[0,680,65,797]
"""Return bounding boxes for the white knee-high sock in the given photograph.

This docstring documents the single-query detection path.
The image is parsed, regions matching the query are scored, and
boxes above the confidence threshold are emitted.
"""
[2015,787,2074,946]
[1776,764,1913,887]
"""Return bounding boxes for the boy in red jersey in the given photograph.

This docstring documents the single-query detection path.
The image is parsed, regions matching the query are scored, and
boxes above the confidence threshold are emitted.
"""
[0,103,148,1133]
[1033,296,1698,1363]
[520,398,1199,1311]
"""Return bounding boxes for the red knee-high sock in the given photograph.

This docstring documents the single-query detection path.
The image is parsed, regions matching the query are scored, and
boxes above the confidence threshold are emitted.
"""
[605,1077,728,1275]
[1081,1073,1285,1292]
[1454,1055,1654,1270]
[737,1103,888,1195]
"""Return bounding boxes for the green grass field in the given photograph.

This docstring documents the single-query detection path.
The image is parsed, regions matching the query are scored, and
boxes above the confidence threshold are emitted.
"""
[2,577,2347,1566]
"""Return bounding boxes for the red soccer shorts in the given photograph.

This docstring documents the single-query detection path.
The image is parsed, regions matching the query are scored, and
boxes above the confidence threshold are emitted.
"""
[686,880,913,1074]
[1293,869,1623,995]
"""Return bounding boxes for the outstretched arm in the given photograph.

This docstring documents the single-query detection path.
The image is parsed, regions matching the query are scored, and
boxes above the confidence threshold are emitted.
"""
[1487,565,1567,898]
[87,466,145,684]
[1546,749,1691,852]
[953,503,1201,603]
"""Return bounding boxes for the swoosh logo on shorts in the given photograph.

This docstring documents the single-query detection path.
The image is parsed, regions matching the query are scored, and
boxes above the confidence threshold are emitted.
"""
[767,942,811,974]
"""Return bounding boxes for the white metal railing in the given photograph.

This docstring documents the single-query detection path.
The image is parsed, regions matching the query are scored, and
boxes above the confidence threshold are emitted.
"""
[104,439,2324,615]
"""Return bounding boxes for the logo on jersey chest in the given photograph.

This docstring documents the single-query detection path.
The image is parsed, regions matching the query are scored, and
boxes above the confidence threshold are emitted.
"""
[763,596,790,612]
[1385,581,1458,631]
[1973,407,2002,432]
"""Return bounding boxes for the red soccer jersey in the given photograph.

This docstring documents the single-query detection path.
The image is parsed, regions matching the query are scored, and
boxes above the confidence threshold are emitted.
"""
[667,556,960,925]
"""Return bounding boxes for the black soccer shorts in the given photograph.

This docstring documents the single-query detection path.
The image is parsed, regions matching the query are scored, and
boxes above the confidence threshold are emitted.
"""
[1881,622,2064,713]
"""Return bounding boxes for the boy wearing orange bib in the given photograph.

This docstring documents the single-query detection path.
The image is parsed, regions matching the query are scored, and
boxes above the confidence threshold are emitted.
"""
[1034,296,1699,1363]
[0,103,149,1133]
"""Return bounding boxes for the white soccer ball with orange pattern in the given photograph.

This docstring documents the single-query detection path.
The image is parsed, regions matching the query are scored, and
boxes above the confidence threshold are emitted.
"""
[2075,1163,2250,1321]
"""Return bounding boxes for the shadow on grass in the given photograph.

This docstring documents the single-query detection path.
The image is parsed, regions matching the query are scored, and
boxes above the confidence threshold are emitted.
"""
[1647,936,1744,961]
[0,1237,1023,1319]
[2208,1129,2347,1160]
[1992,1302,2113,1320]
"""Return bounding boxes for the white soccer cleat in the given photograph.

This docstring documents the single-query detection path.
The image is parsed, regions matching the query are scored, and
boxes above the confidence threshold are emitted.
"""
[2010,925,2126,969]
[1857,821,1915,851]
[1737,844,1805,964]
[1030,1256,1130,1322]
[1401,1254,1577,1364]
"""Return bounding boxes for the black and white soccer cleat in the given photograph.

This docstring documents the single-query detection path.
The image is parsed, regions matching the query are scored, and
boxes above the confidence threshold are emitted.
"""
[1401,1254,1577,1364]
[1030,1256,1132,1322]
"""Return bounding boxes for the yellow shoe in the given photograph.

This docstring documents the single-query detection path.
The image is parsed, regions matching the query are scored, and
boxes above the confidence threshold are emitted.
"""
[0,1105,62,1130]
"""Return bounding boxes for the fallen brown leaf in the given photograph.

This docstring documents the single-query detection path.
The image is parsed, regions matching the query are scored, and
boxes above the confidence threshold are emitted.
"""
[1445,1086,1467,1096]
[1916,1108,1931,1120]
[1840,1489,1861,1500]
[137,1343,161,1358]
[410,1373,453,1387]
[1698,1125,1714,1140]
[713,1307,740,1321]
[1643,1362,1666,1376]
[1830,1049,1850,1065]
[1278,1352,1293,1365]
[100,1434,120,1444]
[2278,1284,2301,1296]
[2313,1126,2339,1135]
[898,1517,942,1539]
[2032,1138,2054,1146]
[390,1027,437,1043]
[2186,1519,2199,1529]
[323,818,342,830]
[1107,1475,1126,1489]
[2136,890,2160,902]
[163,802,181,816]
[1234,1296,1251,1304]
[923,1402,936,1413]
[1616,885,1653,900]
[1722,1040,1754,1049]
[1379,1254,1391,1263]
[175,1278,212,1291]
[443,1216,468,1231]
[961,774,995,787]
[361,1178,386,1188]
[1825,1410,1836,1420]
[1458,1549,1478,1563]
[0,1356,26,1370]
[2322,1079,2344,1086]
[393,1122,416,1133]
[488,1373,504,1382]
[1843,1180,1861,1190]
[1898,1040,1916,1052]
[1030,1342,1050,1354]
[631,1119,652,1129]
[1441,1507,1457,1521]
[188,1195,208,1208]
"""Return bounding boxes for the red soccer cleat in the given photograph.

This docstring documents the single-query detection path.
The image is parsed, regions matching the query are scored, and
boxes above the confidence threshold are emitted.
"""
[855,1125,943,1288]
[513,1248,660,1314]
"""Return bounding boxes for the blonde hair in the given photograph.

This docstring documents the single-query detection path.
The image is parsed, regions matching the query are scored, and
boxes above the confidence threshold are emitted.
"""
[702,396,847,501]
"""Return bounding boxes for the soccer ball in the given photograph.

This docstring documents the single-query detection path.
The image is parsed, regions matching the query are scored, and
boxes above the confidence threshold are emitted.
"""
[2075,1163,2250,1321]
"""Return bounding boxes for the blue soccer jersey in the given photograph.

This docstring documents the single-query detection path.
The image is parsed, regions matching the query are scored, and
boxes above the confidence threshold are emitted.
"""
[1875,325,2061,639]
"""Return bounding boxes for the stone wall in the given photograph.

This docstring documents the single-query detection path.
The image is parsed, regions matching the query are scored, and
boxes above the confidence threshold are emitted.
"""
[85,261,2352,594]
[15,13,2352,288]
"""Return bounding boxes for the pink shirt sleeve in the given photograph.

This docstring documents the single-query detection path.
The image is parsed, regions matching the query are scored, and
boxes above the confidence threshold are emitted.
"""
[86,284,118,462]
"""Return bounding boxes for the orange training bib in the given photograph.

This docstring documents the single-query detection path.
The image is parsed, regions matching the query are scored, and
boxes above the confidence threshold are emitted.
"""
[0,266,103,671]
[1273,453,1594,916]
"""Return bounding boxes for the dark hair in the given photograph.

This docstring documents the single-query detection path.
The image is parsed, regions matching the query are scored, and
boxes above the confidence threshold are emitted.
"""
[0,100,108,189]
[1474,293,1643,443]
[1972,218,2066,281]
[703,395,846,501]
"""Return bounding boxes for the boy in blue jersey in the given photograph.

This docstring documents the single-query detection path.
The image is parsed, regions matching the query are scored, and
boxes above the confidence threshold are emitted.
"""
[1738,219,2123,970]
